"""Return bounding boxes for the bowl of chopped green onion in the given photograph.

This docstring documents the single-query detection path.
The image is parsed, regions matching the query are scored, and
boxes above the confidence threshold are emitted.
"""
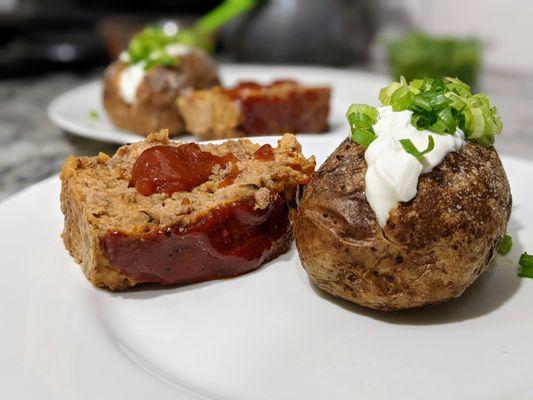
[387,32,481,87]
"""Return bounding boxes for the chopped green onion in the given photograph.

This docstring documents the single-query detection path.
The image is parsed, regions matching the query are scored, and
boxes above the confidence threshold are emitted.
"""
[89,109,99,120]
[497,234,512,256]
[346,104,379,148]
[346,104,378,123]
[431,107,457,134]
[518,252,533,278]
[126,0,257,69]
[412,94,432,112]
[351,127,377,148]
[379,76,503,146]
[461,94,503,146]
[443,76,472,98]
[127,27,177,65]
[378,80,403,106]
[143,48,179,70]
[399,135,435,157]
[390,84,416,111]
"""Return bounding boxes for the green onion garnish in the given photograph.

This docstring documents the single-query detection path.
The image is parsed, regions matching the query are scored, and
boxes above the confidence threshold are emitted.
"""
[346,104,379,122]
[379,76,503,146]
[346,104,378,148]
[127,27,180,68]
[518,252,533,278]
[497,234,513,256]
[399,135,435,157]
[127,0,257,70]
[89,109,99,120]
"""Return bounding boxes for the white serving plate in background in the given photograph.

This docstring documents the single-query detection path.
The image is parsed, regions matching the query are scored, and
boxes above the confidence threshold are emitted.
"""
[47,64,388,144]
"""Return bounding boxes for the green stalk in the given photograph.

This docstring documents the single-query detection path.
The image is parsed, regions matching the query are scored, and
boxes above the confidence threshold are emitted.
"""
[195,0,258,35]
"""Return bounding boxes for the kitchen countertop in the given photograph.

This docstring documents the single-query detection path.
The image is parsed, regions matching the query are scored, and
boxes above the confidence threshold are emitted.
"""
[0,67,532,201]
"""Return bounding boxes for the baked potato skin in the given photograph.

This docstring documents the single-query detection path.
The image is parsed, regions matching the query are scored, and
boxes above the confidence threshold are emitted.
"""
[294,138,512,311]
[103,49,219,136]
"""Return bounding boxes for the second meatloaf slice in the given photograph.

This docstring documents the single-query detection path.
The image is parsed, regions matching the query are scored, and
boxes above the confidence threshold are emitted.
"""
[178,80,331,139]
[60,130,315,291]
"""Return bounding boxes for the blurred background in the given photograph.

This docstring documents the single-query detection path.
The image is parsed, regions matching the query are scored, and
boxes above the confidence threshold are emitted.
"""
[1,0,532,199]
[1,0,531,74]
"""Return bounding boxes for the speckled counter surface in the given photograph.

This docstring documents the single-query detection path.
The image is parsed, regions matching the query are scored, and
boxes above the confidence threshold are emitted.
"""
[0,68,532,201]
[0,70,116,201]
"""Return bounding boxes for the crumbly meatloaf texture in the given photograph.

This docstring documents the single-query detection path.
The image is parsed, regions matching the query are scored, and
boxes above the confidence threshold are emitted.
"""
[177,81,331,139]
[60,131,315,290]
[103,48,219,136]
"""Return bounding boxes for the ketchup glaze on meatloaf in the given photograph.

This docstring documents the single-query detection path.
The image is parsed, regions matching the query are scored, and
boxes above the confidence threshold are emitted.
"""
[60,130,315,290]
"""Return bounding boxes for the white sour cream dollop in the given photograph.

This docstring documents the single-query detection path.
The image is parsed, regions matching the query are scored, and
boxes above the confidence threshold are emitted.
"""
[118,62,146,104]
[165,44,193,57]
[117,44,192,104]
[365,106,465,227]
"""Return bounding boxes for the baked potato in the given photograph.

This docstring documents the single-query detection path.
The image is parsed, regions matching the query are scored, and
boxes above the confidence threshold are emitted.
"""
[294,138,512,311]
[103,48,219,136]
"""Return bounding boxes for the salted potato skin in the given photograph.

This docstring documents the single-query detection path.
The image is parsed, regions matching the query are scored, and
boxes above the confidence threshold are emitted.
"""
[294,138,512,311]
[103,49,219,136]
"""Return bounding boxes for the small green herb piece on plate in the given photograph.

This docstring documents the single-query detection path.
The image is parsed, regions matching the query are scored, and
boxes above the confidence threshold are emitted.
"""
[497,234,513,256]
[518,253,533,278]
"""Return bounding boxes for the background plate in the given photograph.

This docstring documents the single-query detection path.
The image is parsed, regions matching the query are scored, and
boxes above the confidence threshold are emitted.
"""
[47,64,388,144]
[1,136,532,399]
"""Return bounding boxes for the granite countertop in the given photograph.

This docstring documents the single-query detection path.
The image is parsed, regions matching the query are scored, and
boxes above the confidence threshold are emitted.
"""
[0,68,532,201]
[0,70,116,201]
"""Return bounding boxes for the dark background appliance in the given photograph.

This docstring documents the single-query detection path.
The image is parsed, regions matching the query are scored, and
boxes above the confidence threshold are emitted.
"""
[0,0,219,76]
[0,0,378,77]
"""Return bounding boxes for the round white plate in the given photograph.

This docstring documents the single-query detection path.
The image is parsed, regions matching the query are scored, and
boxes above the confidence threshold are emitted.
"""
[47,64,388,144]
[1,136,533,400]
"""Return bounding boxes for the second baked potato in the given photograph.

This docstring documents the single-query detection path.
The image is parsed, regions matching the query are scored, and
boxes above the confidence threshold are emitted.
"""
[103,48,219,136]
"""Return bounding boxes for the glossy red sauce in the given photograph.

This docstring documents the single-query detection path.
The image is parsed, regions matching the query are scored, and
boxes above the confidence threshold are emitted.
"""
[218,163,240,188]
[101,195,291,286]
[130,144,237,196]
[226,80,297,96]
[226,81,264,93]
[223,80,330,135]
[253,144,275,161]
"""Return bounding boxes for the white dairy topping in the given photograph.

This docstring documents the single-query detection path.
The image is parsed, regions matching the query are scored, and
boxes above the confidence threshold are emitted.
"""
[118,62,146,104]
[165,44,192,57]
[117,45,192,104]
[118,51,130,63]
[365,106,465,227]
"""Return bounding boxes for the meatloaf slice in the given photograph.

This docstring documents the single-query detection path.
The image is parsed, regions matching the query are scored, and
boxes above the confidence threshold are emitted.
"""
[60,130,315,290]
[177,80,331,139]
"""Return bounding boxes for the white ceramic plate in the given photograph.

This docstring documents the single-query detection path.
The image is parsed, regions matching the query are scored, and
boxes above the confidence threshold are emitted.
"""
[1,136,533,399]
[47,64,388,144]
